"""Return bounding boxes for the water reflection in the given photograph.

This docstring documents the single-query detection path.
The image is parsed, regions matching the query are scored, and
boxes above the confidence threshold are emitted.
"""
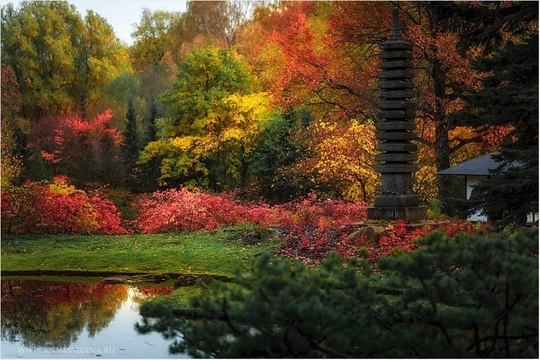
[1,279,180,358]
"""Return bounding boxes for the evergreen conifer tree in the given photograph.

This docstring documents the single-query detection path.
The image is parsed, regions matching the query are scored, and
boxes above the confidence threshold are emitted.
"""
[448,2,538,225]
[136,98,162,192]
[123,99,140,170]
[144,98,158,144]
[249,110,311,203]
[136,230,538,358]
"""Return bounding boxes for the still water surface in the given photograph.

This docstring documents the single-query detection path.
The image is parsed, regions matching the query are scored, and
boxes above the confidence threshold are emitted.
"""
[1,279,189,359]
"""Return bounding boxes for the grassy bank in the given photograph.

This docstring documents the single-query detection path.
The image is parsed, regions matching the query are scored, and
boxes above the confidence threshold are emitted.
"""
[1,229,279,278]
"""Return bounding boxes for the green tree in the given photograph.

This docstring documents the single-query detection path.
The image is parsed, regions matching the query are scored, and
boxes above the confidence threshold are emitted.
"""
[103,72,143,128]
[448,2,539,225]
[77,10,131,118]
[0,2,130,121]
[138,230,538,358]
[144,99,159,144]
[1,1,84,120]
[135,99,162,192]
[1,64,24,187]
[161,46,257,136]
[1,121,23,188]
[130,9,179,73]
[123,99,140,171]
[249,109,312,203]
[139,46,265,190]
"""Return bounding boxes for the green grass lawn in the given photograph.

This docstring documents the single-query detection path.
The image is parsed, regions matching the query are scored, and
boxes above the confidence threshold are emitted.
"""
[1,229,279,278]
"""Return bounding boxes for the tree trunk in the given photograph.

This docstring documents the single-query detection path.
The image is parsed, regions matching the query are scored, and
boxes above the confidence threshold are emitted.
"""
[431,45,452,199]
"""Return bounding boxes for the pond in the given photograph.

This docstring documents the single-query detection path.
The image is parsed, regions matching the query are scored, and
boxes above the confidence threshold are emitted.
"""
[1,278,188,359]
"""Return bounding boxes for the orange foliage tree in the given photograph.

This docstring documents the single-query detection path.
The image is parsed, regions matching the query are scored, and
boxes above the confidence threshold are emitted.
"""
[256,2,505,201]
[399,3,513,199]
[235,2,384,201]
[246,2,380,123]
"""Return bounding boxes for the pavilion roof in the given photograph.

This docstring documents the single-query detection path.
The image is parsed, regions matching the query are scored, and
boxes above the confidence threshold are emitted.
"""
[438,152,500,176]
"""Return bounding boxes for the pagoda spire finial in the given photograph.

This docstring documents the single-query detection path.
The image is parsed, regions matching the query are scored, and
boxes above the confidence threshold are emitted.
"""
[390,7,403,41]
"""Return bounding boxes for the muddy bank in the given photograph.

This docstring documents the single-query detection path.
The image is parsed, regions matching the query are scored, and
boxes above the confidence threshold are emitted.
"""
[1,269,233,286]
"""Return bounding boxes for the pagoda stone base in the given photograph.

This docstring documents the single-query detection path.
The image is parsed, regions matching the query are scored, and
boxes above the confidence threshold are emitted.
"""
[367,206,427,222]
[374,193,421,208]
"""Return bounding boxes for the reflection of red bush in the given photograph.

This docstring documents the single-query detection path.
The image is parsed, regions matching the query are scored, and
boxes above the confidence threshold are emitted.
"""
[1,281,121,315]
[136,286,174,297]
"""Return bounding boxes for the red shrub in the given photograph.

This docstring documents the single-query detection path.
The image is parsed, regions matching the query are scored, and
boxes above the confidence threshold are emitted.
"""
[88,194,129,235]
[274,192,367,227]
[368,220,429,262]
[135,188,218,233]
[275,223,364,263]
[367,220,486,263]
[134,188,291,233]
[1,178,128,235]
[276,218,490,265]
[133,189,368,234]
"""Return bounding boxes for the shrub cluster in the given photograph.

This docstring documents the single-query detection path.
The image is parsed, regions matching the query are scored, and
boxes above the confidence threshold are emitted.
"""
[133,189,367,234]
[1,184,367,236]
[3,182,487,267]
[1,177,127,235]
[276,218,488,264]
[369,219,484,262]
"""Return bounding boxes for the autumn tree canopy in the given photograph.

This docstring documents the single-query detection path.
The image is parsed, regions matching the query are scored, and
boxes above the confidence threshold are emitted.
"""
[1,2,130,120]
[139,46,274,192]
[1,0,536,216]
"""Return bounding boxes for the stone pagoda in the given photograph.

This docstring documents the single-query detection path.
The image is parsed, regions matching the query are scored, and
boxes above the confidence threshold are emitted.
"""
[367,8,426,221]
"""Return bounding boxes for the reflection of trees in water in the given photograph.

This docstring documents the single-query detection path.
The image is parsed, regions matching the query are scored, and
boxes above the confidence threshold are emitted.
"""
[130,286,174,306]
[1,280,127,348]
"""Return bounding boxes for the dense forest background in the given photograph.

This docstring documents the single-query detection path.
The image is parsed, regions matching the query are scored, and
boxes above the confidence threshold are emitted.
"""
[1,1,537,215]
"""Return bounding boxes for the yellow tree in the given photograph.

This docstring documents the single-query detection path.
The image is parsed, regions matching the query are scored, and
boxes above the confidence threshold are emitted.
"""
[209,93,273,188]
[138,93,273,189]
[139,47,274,191]
[78,10,131,119]
[293,120,378,202]
[1,65,23,187]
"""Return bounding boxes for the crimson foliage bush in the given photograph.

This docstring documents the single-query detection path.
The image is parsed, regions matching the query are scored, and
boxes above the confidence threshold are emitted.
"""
[276,218,489,264]
[134,188,245,233]
[133,188,367,234]
[1,177,127,235]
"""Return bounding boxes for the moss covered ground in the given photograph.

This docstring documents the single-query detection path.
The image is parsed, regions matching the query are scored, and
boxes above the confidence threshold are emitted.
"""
[1,229,279,278]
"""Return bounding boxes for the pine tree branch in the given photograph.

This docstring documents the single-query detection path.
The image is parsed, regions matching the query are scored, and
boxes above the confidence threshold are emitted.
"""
[221,297,243,336]
[295,326,347,358]
[450,134,484,153]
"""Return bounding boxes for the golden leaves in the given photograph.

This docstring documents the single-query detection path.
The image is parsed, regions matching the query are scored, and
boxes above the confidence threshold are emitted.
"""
[296,119,378,202]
